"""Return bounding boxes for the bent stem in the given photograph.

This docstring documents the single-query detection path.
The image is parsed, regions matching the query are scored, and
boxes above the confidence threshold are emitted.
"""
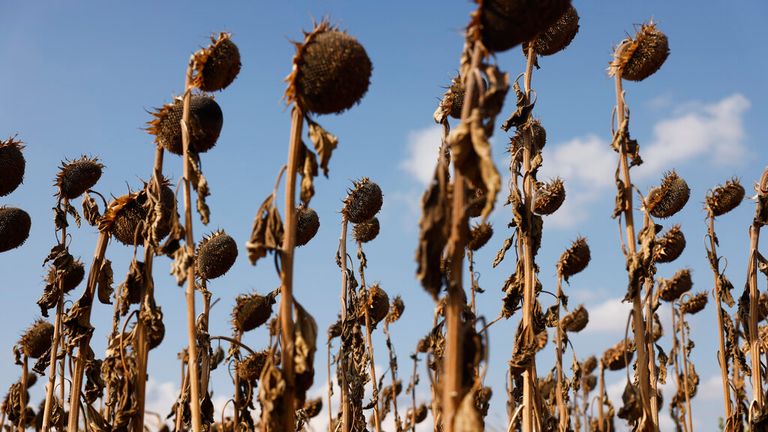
[181,57,203,432]
[41,198,69,432]
[613,61,654,430]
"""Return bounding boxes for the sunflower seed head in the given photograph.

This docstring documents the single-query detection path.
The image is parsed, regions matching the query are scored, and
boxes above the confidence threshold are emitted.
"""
[479,0,571,53]
[645,171,690,219]
[196,230,238,280]
[55,156,103,200]
[0,207,31,253]
[147,95,223,155]
[558,237,590,280]
[19,320,54,359]
[386,295,405,324]
[654,224,686,263]
[193,32,241,92]
[296,205,320,247]
[534,178,565,215]
[353,217,380,243]
[232,292,274,333]
[611,22,669,82]
[680,292,708,315]
[343,178,383,224]
[47,258,85,294]
[359,283,390,327]
[0,137,25,197]
[706,178,745,217]
[659,268,693,302]
[583,356,598,374]
[602,339,635,371]
[523,4,579,56]
[561,304,589,333]
[468,223,493,251]
[236,351,269,383]
[287,21,372,115]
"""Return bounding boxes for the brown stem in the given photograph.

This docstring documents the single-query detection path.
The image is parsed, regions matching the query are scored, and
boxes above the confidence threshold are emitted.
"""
[133,143,165,432]
[357,242,382,432]
[327,340,334,431]
[521,42,541,432]
[233,333,242,429]
[748,168,768,410]
[554,276,568,431]
[278,104,303,432]
[383,322,401,430]
[442,39,482,432]
[469,250,477,317]
[19,355,28,432]
[181,57,203,432]
[677,304,694,432]
[613,62,654,430]
[42,198,69,432]
[598,364,605,432]
[410,354,418,432]
[200,287,212,397]
[67,231,110,432]
[708,214,734,422]
[339,218,351,432]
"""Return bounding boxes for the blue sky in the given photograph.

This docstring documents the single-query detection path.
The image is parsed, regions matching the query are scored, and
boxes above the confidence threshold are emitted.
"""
[1,1,767,431]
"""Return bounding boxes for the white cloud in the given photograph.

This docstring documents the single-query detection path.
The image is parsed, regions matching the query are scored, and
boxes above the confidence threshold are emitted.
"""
[400,126,443,186]
[585,297,633,334]
[144,378,178,430]
[539,94,750,228]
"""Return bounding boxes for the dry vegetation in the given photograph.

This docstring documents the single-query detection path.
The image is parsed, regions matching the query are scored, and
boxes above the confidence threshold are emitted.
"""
[0,2,767,432]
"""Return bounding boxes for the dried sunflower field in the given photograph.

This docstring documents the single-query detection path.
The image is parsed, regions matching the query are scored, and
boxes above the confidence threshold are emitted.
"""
[1,1,767,431]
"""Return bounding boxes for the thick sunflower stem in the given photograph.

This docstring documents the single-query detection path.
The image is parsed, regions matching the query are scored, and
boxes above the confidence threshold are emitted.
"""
[443,40,482,432]
[279,104,304,431]
[181,57,203,432]
[748,168,768,411]
[339,218,351,432]
[67,231,110,432]
[677,304,694,432]
[554,276,568,431]
[132,143,165,432]
[19,355,28,432]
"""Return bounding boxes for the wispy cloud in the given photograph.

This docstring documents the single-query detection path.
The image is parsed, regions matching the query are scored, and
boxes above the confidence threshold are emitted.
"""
[585,297,633,333]
[540,93,750,228]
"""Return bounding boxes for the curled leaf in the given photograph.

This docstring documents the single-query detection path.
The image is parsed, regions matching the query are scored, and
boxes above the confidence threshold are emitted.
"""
[307,119,338,177]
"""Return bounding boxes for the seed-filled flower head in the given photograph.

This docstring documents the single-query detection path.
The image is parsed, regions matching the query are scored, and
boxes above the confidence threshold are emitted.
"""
[343,178,383,224]
[468,223,493,251]
[0,207,31,253]
[479,0,571,53]
[561,305,589,333]
[583,356,598,375]
[55,156,103,200]
[706,179,745,217]
[47,258,85,294]
[509,120,547,155]
[557,237,590,281]
[193,32,241,92]
[523,4,580,56]
[659,268,693,302]
[602,339,634,371]
[147,95,223,155]
[237,351,269,383]
[0,137,25,197]
[196,230,238,280]
[18,320,54,359]
[534,178,565,215]
[100,181,176,246]
[359,284,390,327]
[654,225,686,263]
[353,217,380,243]
[645,171,690,219]
[232,292,274,333]
[296,205,320,247]
[286,21,372,115]
[610,22,670,82]
[680,292,708,315]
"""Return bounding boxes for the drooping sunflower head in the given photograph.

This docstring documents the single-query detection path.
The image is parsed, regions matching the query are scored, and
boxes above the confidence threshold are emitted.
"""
[192,32,242,92]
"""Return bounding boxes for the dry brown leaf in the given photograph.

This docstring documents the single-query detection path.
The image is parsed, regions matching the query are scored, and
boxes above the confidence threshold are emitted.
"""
[298,142,319,205]
[307,118,338,177]
[97,259,114,305]
[246,194,284,265]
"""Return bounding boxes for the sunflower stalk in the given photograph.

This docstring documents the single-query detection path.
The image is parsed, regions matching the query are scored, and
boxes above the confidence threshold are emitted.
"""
[612,46,655,430]
[338,217,351,432]
[41,198,69,432]
[747,168,768,411]
[181,57,203,432]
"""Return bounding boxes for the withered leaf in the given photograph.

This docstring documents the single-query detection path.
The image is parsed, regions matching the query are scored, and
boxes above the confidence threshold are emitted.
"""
[246,194,284,265]
[298,142,319,205]
[493,236,514,268]
[306,118,338,177]
[170,246,193,287]
[416,156,450,299]
[186,151,211,225]
[65,200,82,228]
[82,192,101,226]
[97,259,114,305]
[479,63,509,123]
[501,79,534,132]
